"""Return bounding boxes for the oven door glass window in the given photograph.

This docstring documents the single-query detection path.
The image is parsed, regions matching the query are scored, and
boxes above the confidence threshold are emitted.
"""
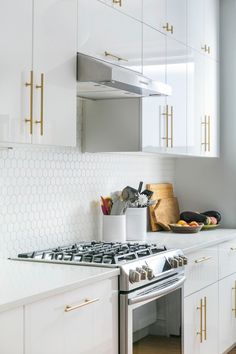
[132,289,182,354]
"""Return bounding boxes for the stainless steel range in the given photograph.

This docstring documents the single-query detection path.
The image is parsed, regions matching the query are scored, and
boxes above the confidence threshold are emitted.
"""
[16,241,187,354]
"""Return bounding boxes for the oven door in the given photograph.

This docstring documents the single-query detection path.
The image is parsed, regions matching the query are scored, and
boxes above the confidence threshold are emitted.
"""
[120,274,185,354]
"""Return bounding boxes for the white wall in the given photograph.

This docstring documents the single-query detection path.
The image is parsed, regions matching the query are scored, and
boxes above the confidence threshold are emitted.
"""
[175,0,236,227]
[0,101,175,259]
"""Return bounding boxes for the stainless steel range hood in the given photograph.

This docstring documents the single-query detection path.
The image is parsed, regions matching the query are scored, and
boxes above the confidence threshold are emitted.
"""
[77,52,171,100]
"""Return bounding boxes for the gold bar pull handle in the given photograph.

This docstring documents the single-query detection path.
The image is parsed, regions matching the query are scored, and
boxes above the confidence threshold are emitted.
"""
[197,298,203,343]
[104,51,128,62]
[162,105,169,147]
[201,115,207,152]
[195,256,212,264]
[35,73,44,136]
[170,106,173,148]
[25,70,34,135]
[113,0,122,6]
[208,116,211,152]
[203,296,207,341]
[65,298,99,312]
[232,281,236,318]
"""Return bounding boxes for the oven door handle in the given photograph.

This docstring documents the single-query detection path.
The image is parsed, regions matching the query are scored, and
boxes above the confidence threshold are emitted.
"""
[128,276,186,305]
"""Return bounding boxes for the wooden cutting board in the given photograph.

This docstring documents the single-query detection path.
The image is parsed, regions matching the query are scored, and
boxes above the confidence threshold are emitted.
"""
[154,197,180,231]
[146,183,174,231]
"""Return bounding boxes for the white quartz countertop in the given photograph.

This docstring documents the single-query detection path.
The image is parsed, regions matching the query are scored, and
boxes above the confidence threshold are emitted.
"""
[144,228,236,254]
[0,259,119,313]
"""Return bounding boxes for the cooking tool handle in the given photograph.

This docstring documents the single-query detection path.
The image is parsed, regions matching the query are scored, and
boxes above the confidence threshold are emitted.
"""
[128,276,186,305]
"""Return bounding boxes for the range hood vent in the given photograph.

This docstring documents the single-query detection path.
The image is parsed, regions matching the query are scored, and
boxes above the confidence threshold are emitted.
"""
[77,52,171,100]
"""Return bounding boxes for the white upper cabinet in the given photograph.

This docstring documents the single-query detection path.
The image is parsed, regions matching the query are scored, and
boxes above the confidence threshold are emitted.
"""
[166,0,187,44]
[0,0,32,144]
[142,0,166,33]
[143,0,187,44]
[33,0,77,147]
[142,25,166,153]
[100,0,142,21]
[188,0,219,61]
[78,0,142,73]
[187,47,219,157]
[165,37,187,154]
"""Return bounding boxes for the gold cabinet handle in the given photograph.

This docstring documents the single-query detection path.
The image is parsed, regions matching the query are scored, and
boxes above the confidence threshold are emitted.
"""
[203,296,207,340]
[207,116,211,152]
[162,105,170,147]
[232,281,236,318]
[163,23,174,34]
[25,70,34,135]
[197,299,203,343]
[207,46,211,54]
[104,51,128,62]
[201,115,207,151]
[201,44,207,52]
[195,256,212,264]
[65,298,99,312]
[113,0,122,6]
[230,247,236,251]
[170,106,173,148]
[35,73,44,136]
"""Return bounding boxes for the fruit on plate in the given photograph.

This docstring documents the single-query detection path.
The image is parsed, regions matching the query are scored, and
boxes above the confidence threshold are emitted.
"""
[189,221,199,227]
[209,216,218,225]
[177,220,188,226]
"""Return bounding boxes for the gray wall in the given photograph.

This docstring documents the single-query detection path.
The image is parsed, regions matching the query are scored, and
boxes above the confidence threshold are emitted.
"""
[175,0,236,227]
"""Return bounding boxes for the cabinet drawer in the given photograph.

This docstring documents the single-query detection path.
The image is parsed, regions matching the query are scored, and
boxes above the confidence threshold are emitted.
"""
[25,277,118,354]
[219,238,236,279]
[184,247,218,297]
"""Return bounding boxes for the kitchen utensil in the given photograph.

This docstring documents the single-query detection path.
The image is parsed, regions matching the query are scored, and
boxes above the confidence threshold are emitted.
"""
[147,183,174,231]
[154,197,180,231]
[138,181,143,193]
[121,186,139,203]
[141,189,154,199]
[169,223,203,233]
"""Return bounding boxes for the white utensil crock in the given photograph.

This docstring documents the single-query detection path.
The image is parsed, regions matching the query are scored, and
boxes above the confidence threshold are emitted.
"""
[102,215,126,242]
[126,207,147,241]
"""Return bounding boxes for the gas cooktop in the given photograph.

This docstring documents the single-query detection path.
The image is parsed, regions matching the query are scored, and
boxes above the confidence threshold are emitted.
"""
[17,241,167,265]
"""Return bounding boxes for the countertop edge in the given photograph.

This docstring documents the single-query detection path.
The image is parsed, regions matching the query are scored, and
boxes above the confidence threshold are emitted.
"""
[0,267,120,314]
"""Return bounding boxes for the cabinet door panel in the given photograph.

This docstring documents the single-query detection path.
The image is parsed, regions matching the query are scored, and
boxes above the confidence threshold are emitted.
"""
[205,0,219,61]
[0,0,32,144]
[33,0,77,147]
[142,25,166,153]
[187,0,204,53]
[0,307,24,354]
[78,0,142,73]
[204,58,219,157]
[187,48,205,156]
[184,293,201,354]
[166,0,187,44]
[142,0,166,33]
[219,239,236,279]
[166,37,187,153]
[219,274,236,354]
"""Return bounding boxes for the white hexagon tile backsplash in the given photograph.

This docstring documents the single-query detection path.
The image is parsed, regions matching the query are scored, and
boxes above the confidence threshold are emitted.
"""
[0,102,176,258]
[0,145,175,258]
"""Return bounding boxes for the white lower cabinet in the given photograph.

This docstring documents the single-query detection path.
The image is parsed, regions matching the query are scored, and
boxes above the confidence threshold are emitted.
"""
[25,278,118,354]
[0,307,24,354]
[184,283,218,354]
[219,273,236,353]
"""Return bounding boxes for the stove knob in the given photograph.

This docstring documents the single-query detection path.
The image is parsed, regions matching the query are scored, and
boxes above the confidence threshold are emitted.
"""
[136,267,147,280]
[129,270,141,283]
[147,268,154,280]
[169,257,178,268]
[179,255,188,266]
[176,257,183,267]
